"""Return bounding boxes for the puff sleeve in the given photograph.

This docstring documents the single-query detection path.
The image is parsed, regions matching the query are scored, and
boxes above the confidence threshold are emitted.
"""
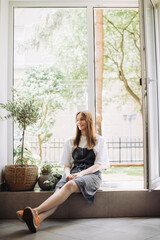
[94,136,110,169]
[59,139,74,168]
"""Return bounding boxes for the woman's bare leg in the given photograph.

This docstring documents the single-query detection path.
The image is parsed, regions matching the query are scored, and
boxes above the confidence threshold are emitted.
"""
[38,189,60,223]
[22,181,80,233]
[38,207,58,224]
[34,181,80,220]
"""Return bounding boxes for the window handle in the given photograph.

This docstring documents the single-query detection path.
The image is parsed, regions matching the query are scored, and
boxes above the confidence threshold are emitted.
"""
[139,78,142,86]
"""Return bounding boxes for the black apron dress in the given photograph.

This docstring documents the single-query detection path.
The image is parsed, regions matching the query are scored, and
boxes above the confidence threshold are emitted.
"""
[55,147,102,204]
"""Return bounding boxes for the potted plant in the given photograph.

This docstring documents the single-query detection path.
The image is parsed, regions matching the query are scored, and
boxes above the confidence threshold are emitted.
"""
[52,164,62,184]
[38,162,55,190]
[38,162,62,191]
[40,162,53,175]
[0,90,40,191]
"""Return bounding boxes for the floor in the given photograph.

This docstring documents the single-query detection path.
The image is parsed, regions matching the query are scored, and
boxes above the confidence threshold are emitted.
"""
[1,218,160,240]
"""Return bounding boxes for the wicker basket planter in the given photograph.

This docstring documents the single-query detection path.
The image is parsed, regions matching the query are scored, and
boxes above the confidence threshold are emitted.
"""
[5,165,38,191]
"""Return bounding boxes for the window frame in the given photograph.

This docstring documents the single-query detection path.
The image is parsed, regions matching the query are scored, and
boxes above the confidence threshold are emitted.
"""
[139,0,160,190]
[1,0,144,188]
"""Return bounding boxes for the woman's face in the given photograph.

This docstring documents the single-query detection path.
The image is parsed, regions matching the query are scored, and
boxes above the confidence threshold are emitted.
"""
[76,113,87,132]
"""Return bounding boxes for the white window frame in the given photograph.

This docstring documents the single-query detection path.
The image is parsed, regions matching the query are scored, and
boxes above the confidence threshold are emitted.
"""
[139,0,160,190]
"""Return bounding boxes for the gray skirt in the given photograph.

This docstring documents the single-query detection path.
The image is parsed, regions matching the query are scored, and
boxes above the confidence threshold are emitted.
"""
[55,171,102,204]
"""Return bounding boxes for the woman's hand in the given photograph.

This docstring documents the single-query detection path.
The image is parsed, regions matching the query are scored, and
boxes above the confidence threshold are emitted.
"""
[66,174,73,182]
[71,172,84,179]
[64,166,72,181]
[66,172,84,181]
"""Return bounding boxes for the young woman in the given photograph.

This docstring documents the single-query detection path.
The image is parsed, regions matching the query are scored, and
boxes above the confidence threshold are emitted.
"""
[17,111,110,233]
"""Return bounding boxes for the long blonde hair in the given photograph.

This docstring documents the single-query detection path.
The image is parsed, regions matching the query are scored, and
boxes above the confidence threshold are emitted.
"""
[73,111,97,149]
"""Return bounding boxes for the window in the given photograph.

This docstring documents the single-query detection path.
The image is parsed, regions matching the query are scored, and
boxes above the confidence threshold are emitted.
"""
[13,7,88,163]
[94,8,143,188]
[2,0,160,190]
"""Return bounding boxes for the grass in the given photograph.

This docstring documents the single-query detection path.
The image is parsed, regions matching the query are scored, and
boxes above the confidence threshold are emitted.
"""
[103,166,143,176]
[102,166,144,181]
[55,165,144,181]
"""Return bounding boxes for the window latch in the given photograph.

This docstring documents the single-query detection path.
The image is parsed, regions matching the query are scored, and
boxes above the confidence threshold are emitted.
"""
[148,78,155,84]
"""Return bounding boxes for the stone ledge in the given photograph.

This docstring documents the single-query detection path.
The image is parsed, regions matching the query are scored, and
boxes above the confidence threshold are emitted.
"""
[1,189,160,219]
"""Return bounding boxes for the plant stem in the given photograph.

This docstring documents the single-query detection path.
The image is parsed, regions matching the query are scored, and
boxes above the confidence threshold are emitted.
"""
[38,134,42,162]
[21,129,25,167]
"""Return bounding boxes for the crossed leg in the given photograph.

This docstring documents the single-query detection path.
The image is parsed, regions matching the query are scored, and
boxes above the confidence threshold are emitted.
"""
[35,180,80,224]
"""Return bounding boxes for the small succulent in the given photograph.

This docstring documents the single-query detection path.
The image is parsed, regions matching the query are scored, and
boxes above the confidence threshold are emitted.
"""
[41,162,53,174]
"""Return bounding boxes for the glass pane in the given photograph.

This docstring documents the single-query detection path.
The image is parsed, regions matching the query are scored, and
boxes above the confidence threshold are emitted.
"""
[14,8,88,165]
[94,8,144,189]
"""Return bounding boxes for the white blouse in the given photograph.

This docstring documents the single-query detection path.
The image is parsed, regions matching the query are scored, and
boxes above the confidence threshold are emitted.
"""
[59,135,110,169]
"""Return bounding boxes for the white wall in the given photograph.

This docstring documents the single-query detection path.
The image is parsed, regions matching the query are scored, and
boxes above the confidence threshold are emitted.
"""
[0,0,9,184]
